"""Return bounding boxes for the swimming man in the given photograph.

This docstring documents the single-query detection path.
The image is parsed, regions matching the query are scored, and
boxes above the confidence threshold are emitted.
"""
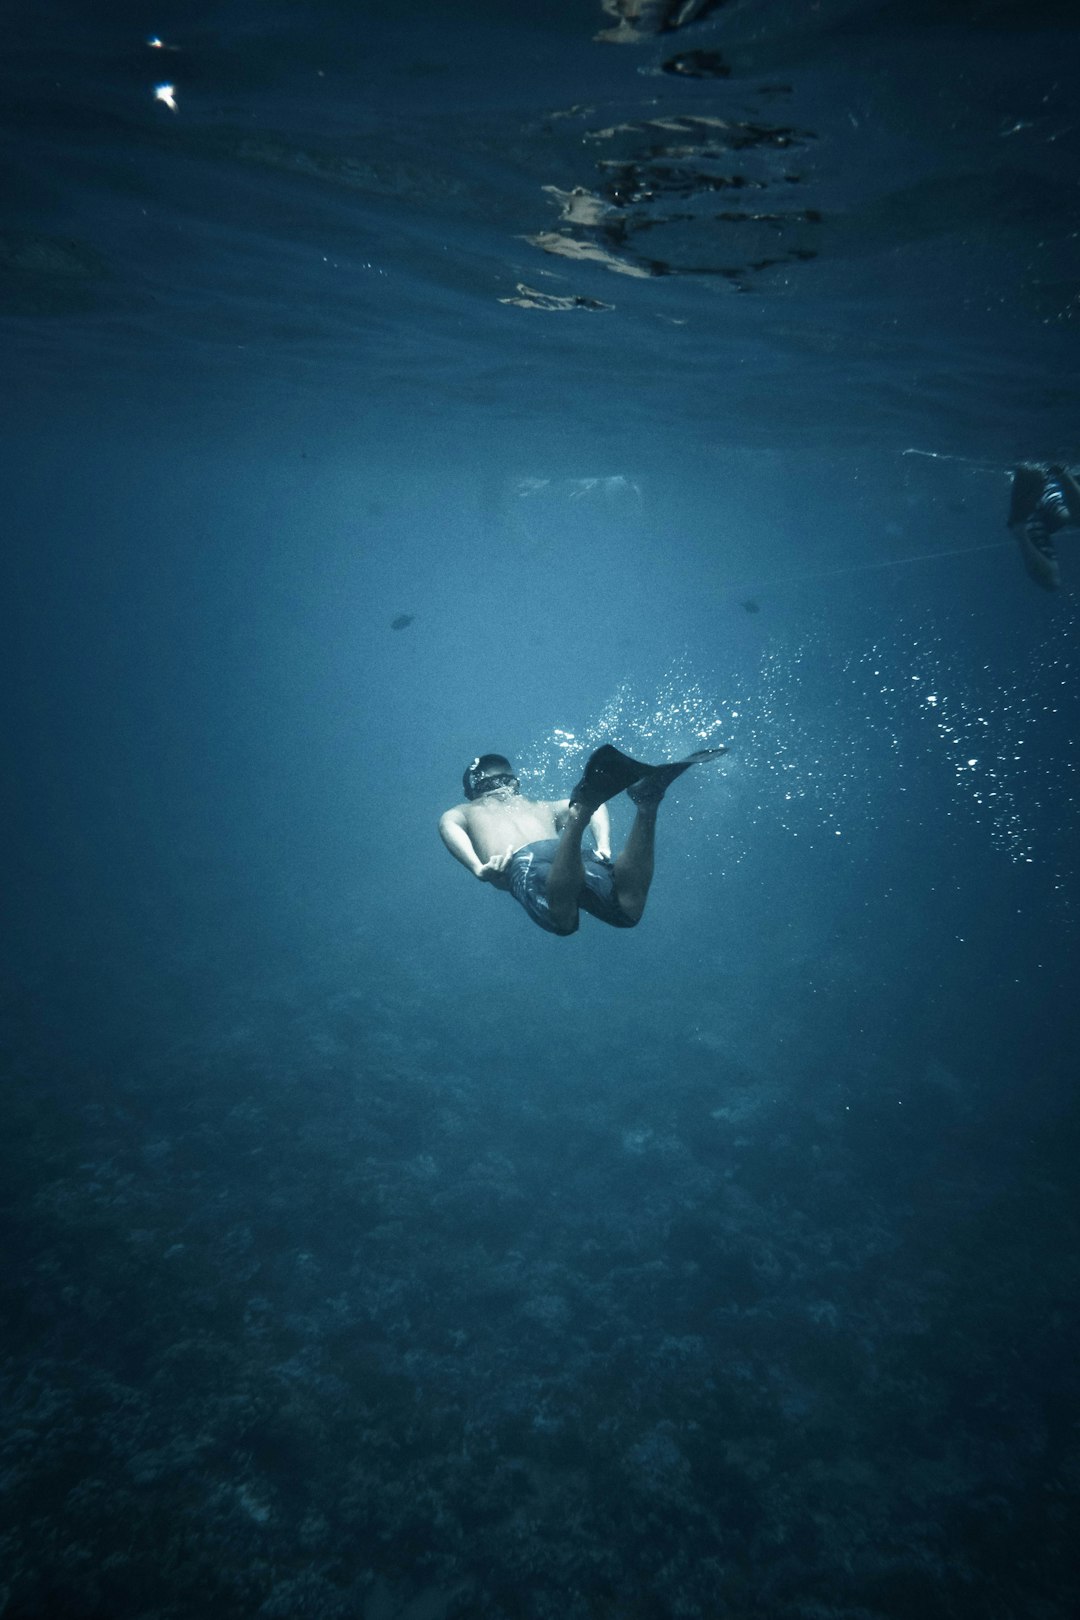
[1009,463,1080,590]
[439,744,724,937]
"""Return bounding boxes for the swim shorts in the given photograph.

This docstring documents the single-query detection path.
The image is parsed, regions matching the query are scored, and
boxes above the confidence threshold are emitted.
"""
[506,839,638,936]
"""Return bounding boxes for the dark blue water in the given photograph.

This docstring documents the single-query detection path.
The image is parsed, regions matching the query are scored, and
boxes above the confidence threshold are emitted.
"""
[3,4,1079,1618]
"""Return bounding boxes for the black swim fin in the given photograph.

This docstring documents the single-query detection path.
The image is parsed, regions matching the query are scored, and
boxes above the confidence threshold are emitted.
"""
[569,745,653,812]
[570,743,728,812]
[627,746,727,808]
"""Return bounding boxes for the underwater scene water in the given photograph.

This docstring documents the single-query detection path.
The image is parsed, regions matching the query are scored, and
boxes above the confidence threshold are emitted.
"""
[3,3,1079,1618]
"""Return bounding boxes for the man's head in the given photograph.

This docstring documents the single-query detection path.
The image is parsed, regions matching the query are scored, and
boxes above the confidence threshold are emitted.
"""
[463,754,521,801]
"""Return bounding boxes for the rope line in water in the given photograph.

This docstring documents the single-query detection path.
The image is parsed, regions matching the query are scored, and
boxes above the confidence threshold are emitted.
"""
[726,538,1014,595]
[901,447,1011,473]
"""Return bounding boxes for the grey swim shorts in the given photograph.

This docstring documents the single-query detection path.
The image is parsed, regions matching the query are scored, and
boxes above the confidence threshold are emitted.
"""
[506,839,638,936]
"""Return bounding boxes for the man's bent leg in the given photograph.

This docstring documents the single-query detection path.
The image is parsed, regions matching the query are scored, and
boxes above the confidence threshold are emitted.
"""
[544,804,592,932]
[611,807,657,923]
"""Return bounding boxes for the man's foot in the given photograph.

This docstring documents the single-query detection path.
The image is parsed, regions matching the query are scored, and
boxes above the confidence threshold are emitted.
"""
[569,745,653,812]
[627,746,728,809]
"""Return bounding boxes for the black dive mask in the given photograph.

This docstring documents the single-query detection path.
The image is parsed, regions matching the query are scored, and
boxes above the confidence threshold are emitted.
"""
[476,773,520,797]
[463,755,521,800]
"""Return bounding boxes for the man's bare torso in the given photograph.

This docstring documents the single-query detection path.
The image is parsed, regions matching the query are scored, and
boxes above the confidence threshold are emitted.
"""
[453,790,565,862]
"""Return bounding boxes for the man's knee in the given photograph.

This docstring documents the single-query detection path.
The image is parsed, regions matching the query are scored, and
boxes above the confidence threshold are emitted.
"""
[546,902,580,936]
[613,886,646,924]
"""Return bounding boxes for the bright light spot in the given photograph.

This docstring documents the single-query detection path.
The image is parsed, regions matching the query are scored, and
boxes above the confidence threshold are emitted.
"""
[967,758,977,767]
[155,83,177,111]
[148,36,164,48]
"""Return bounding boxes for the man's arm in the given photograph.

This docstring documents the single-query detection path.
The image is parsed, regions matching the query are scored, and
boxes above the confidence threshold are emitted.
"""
[439,808,514,888]
[438,808,484,876]
[589,803,612,860]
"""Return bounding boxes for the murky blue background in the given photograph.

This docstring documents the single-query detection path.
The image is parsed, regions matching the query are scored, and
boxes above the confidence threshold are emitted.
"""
[2,3,1079,1617]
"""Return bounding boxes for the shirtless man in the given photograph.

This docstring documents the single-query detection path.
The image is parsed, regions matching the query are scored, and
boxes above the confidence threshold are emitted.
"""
[438,744,724,937]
